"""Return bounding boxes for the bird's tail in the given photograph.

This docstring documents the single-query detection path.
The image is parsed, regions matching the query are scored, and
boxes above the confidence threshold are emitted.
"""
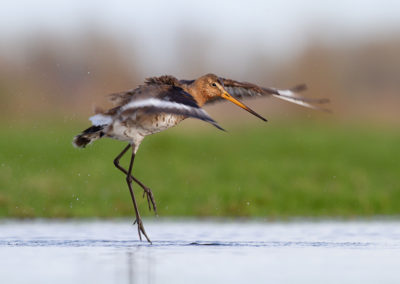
[72,125,105,148]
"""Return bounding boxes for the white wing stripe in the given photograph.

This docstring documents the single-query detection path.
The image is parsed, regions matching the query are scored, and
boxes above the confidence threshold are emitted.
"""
[272,94,329,111]
[278,89,297,97]
[90,97,223,129]
[121,98,194,112]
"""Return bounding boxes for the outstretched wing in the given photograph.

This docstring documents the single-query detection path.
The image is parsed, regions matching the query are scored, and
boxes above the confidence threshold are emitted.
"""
[211,78,330,112]
[91,84,225,131]
[108,88,137,107]
[107,75,184,107]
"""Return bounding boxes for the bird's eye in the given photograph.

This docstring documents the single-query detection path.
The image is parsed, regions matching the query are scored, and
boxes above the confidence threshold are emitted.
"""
[211,82,217,87]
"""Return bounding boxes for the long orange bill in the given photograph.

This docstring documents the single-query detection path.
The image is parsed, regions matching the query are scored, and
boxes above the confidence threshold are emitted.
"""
[221,91,267,121]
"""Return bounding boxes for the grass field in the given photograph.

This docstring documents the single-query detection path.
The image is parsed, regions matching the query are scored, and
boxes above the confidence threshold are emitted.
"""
[0,119,399,218]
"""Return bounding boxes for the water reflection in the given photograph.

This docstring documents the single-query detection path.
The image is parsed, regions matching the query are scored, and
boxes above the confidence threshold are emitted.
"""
[125,247,155,284]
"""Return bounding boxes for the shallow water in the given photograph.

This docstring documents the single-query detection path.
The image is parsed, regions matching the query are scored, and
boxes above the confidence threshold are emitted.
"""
[1,219,400,283]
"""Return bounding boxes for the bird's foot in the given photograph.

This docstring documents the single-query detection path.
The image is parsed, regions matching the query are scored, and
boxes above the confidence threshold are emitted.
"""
[142,186,157,215]
[133,217,152,244]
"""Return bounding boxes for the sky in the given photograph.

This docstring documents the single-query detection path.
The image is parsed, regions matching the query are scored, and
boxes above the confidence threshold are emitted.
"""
[1,0,400,75]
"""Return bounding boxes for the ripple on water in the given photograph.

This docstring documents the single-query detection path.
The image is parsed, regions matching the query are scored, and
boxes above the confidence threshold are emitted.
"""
[0,238,381,249]
[1,220,400,284]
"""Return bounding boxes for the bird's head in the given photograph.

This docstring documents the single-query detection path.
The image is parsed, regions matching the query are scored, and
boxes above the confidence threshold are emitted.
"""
[196,74,267,121]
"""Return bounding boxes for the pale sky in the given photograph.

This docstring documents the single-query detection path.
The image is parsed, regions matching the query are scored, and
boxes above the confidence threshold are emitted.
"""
[1,0,400,75]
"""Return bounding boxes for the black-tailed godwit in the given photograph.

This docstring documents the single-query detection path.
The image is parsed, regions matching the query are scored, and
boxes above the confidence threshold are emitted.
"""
[73,74,329,243]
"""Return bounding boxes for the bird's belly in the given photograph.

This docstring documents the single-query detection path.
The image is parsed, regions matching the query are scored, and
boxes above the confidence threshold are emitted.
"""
[106,113,184,143]
[107,120,143,144]
[140,113,184,134]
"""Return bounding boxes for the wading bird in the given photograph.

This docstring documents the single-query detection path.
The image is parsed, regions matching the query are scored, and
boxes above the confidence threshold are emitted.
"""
[73,74,329,243]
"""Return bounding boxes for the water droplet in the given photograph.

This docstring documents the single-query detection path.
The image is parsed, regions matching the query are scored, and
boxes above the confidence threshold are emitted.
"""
[76,197,79,201]
[246,202,250,206]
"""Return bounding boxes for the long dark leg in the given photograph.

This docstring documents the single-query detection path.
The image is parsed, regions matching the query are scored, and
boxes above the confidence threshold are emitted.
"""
[125,145,151,243]
[114,144,157,214]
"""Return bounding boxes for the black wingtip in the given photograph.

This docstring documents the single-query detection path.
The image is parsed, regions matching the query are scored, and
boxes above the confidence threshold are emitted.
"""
[214,123,227,132]
[290,84,308,93]
[317,98,331,104]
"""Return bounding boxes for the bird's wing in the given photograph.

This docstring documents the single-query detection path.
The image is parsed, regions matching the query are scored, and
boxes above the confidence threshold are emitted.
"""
[107,75,182,107]
[144,75,181,86]
[92,85,224,131]
[209,78,330,112]
[108,88,138,107]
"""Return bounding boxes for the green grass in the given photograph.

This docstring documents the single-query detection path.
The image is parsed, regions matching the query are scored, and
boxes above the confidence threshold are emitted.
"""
[0,120,399,218]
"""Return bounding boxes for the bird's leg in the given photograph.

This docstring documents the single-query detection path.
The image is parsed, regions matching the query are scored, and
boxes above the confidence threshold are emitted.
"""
[125,145,152,243]
[113,144,157,214]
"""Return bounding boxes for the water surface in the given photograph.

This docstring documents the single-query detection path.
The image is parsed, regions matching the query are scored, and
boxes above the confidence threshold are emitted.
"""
[1,219,399,283]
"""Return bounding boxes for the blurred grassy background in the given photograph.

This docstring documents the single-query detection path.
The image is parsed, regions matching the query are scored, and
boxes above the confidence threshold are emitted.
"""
[0,119,399,218]
[1,1,399,218]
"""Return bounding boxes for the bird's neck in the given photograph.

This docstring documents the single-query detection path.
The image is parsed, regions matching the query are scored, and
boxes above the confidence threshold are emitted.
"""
[184,81,208,107]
